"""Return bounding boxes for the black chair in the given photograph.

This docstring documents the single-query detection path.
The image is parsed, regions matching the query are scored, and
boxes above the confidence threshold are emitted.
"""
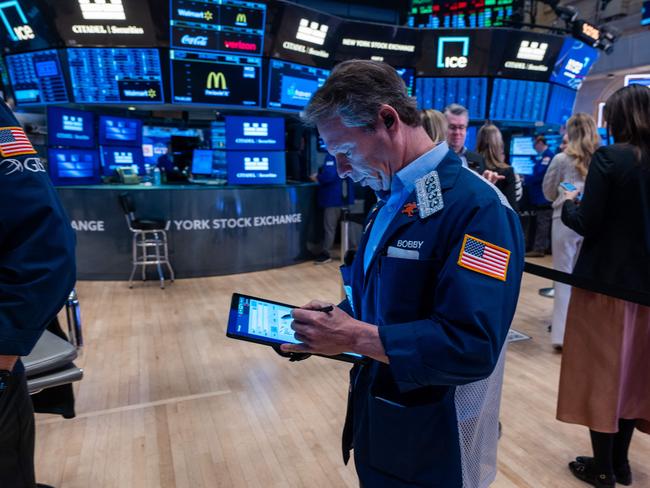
[118,192,174,289]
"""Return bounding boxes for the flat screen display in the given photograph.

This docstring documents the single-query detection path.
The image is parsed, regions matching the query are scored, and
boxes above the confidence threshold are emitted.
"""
[48,0,157,46]
[266,59,329,111]
[489,78,549,122]
[170,0,266,55]
[226,151,286,185]
[408,0,521,28]
[0,0,60,52]
[624,74,650,87]
[415,77,488,119]
[191,149,215,175]
[99,116,143,146]
[171,49,261,106]
[415,29,493,77]
[334,21,418,67]
[642,0,650,26]
[492,30,564,82]
[67,48,164,103]
[550,38,598,90]
[225,116,285,150]
[509,136,536,156]
[546,84,577,126]
[510,155,534,176]
[47,107,95,148]
[101,145,145,175]
[5,49,69,105]
[48,148,100,185]
[142,126,203,165]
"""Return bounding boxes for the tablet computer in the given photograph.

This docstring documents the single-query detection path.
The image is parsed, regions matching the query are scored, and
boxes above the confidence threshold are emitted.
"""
[226,293,363,363]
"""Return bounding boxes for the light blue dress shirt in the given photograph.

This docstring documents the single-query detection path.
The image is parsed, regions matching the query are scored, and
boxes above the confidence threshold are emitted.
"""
[363,142,449,273]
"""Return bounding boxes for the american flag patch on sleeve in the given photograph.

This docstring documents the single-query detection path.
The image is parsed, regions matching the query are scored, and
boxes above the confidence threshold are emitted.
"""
[457,234,510,281]
[0,127,36,157]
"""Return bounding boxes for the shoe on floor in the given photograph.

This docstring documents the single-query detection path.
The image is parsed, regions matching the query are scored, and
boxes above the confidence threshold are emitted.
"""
[525,250,545,258]
[576,456,632,486]
[569,459,616,487]
[314,252,332,264]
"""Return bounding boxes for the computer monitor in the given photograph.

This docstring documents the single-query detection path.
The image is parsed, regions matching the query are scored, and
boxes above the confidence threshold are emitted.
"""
[191,149,214,175]
[47,148,101,185]
[225,116,285,150]
[99,116,143,146]
[510,156,535,176]
[47,107,95,148]
[266,59,330,112]
[489,79,550,123]
[142,126,204,165]
[6,49,69,105]
[101,146,145,176]
[510,136,537,157]
[226,151,286,185]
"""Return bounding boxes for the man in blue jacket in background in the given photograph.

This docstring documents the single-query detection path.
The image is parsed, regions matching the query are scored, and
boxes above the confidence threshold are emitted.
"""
[313,153,355,264]
[283,60,524,487]
[524,135,554,257]
[0,98,76,488]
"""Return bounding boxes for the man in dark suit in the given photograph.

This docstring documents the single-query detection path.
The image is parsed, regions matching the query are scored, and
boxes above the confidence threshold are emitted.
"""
[444,103,485,174]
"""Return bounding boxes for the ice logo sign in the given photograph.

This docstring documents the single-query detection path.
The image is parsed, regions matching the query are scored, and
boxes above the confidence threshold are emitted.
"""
[244,157,269,171]
[296,18,328,46]
[63,115,84,132]
[0,1,34,41]
[437,37,469,69]
[78,0,126,20]
[243,123,268,137]
[517,40,548,61]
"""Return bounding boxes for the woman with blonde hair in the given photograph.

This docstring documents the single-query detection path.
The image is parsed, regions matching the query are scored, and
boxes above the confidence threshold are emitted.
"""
[542,113,600,349]
[476,124,518,209]
[420,108,447,144]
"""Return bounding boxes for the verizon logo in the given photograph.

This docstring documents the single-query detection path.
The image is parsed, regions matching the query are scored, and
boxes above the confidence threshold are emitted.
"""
[516,40,548,61]
[243,123,268,136]
[78,0,126,20]
[244,157,269,171]
[296,18,328,46]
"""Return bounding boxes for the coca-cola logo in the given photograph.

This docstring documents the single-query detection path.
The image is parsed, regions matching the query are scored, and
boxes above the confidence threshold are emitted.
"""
[181,35,208,46]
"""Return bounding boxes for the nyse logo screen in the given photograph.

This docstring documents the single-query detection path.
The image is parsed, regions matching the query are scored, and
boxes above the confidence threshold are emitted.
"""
[437,37,470,69]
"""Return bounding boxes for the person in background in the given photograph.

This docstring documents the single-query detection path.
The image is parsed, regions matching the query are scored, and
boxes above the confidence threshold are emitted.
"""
[559,133,569,154]
[420,108,447,144]
[156,141,174,174]
[476,124,519,210]
[444,103,485,173]
[0,98,76,488]
[542,113,600,349]
[557,85,650,488]
[289,59,524,488]
[313,153,355,264]
[524,135,555,257]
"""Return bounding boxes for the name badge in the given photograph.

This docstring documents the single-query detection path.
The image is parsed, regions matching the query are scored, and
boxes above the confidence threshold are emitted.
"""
[387,246,419,260]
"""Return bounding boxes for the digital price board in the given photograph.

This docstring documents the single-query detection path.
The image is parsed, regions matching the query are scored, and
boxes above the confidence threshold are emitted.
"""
[170,0,266,55]
[408,0,521,28]
[550,38,598,90]
[67,48,164,103]
[546,84,578,126]
[266,59,329,111]
[171,49,261,106]
[416,77,488,119]
[5,49,69,105]
[489,78,549,123]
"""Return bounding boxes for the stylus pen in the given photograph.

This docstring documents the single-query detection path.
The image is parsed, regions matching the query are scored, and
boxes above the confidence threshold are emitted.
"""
[281,305,334,319]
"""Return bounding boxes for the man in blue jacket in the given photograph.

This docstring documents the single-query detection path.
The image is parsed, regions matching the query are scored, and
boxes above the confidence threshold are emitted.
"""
[313,154,355,264]
[282,60,524,487]
[0,98,76,488]
[524,135,554,257]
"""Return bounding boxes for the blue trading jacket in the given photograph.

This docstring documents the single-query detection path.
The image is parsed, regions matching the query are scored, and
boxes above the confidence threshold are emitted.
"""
[317,155,355,208]
[0,99,76,371]
[525,148,554,205]
[339,150,524,487]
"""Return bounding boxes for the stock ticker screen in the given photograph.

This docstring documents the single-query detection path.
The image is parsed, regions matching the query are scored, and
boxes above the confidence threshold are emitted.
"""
[416,77,488,119]
[67,48,164,103]
[489,78,550,123]
[408,0,520,28]
[545,84,578,126]
[266,59,329,111]
[5,50,69,105]
[171,50,262,106]
[170,0,266,55]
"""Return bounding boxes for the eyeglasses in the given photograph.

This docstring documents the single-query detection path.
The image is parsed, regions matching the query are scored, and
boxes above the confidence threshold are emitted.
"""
[448,125,467,131]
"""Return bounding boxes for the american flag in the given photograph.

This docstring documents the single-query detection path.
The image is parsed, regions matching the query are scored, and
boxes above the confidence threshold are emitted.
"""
[458,235,510,281]
[0,127,36,158]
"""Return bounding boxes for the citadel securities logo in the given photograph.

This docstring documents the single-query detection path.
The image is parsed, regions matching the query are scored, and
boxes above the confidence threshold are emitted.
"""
[516,40,548,61]
[296,18,328,46]
[244,157,269,171]
[63,115,84,132]
[243,122,268,137]
[78,0,126,20]
[437,36,469,69]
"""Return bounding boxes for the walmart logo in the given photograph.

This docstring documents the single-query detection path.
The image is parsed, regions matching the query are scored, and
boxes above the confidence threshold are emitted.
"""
[437,36,469,69]
[147,88,157,98]
[204,10,213,21]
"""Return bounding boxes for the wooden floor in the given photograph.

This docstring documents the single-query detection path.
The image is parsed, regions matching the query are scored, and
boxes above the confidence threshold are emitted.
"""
[35,258,650,488]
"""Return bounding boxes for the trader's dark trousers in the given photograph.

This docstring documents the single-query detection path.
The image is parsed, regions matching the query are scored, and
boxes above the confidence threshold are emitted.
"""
[0,372,36,488]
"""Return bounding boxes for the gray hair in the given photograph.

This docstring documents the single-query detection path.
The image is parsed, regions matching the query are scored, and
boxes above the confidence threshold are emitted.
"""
[444,103,469,118]
[301,60,420,129]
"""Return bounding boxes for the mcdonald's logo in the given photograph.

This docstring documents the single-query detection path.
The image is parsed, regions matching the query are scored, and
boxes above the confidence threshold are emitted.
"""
[235,12,247,26]
[206,71,227,90]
